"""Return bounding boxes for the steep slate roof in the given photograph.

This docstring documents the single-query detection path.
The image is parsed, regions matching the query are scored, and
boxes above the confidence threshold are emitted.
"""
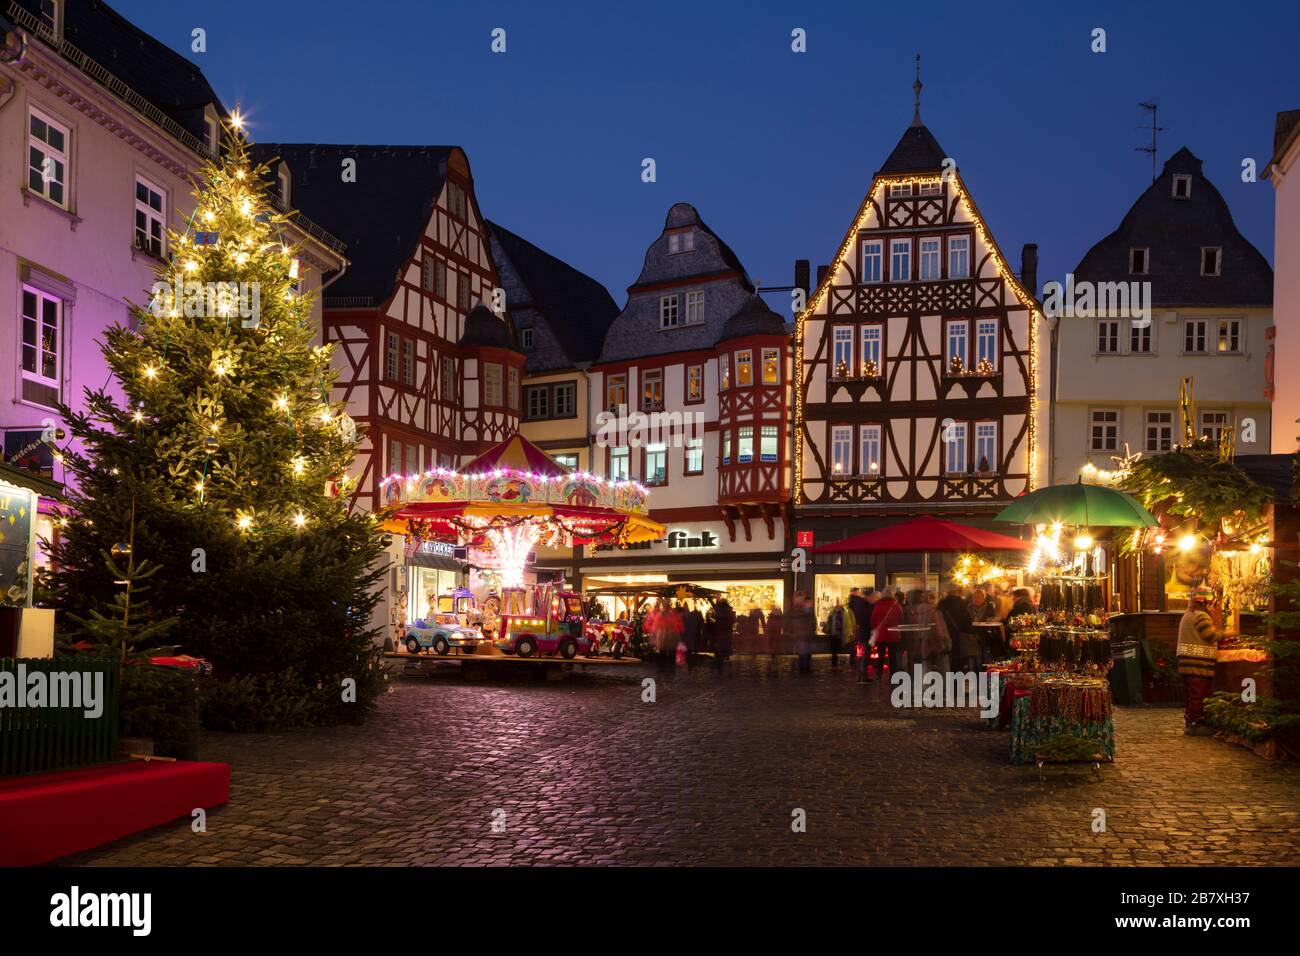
[458,304,519,351]
[1073,147,1273,308]
[13,0,226,143]
[597,203,757,363]
[252,144,455,303]
[485,220,618,366]
[719,295,786,342]
[1271,110,1300,170]
[876,123,948,175]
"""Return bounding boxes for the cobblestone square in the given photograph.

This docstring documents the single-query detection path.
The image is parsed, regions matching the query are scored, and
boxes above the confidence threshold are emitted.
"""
[62,658,1300,866]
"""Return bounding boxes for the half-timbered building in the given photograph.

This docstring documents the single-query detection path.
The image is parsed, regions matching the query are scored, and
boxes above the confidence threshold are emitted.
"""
[581,203,792,617]
[256,143,521,641]
[794,111,1047,616]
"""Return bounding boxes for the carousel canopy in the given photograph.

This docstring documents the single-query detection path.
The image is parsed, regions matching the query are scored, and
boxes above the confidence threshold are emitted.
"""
[461,434,571,478]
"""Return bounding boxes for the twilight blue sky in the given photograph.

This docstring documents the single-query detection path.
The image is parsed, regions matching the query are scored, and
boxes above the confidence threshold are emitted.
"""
[116,0,1298,308]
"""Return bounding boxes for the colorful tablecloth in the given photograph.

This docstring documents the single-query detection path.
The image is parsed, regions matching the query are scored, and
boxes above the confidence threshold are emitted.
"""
[1008,681,1116,764]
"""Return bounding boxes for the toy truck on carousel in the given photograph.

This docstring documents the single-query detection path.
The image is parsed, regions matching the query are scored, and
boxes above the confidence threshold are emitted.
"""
[403,587,484,656]
[494,584,622,659]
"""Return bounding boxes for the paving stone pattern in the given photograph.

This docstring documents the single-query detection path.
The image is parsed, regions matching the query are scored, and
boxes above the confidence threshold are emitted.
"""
[62,657,1300,866]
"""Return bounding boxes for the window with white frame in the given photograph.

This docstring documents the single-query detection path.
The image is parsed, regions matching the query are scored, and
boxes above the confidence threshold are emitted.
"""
[28,109,68,207]
[610,446,630,480]
[975,422,997,473]
[888,183,912,197]
[945,422,968,474]
[421,257,434,292]
[483,363,503,406]
[1184,319,1208,353]
[919,237,942,281]
[735,350,753,386]
[890,238,911,282]
[948,235,970,279]
[278,164,291,207]
[435,260,447,299]
[385,331,400,380]
[668,231,695,254]
[721,431,731,465]
[554,381,576,418]
[737,426,754,464]
[860,324,882,377]
[554,453,579,470]
[1217,318,1241,353]
[1201,247,1221,276]
[1145,410,1173,452]
[832,326,853,378]
[918,181,941,196]
[405,444,419,478]
[1200,410,1232,444]
[507,366,519,410]
[859,424,882,476]
[1090,409,1119,451]
[607,373,627,410]
[402,339,415,387]
[520,327,533,350]
[946,320,969,371]
[685,437,704,474]
[1130,318,1152,353]
[21,286,61,391]
[861,240,882,283]
[760,425,778,463]
[660,295,679,329]
[389,439,404,476]
[203,106,219,157]
[831,426,852,475]
[642,368,663,410]
[134,176,165,256]
[761,347,780,384]
[1097,319,1120,353]
[645,443,667,485]
[686,364,703,402]
[684,290,705,325]
[446,182,468,220]
[720,355,729,390]
[456,275,470,313]
[1172,174,1192,199]
[1129,248,1149,275]
[976,319,998,370]
[38,0,63,36]
[526,385,549,420]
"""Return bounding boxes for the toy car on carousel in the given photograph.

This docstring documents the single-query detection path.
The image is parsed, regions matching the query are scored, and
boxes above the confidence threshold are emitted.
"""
[495,587,596,659]
[404,611,483,656]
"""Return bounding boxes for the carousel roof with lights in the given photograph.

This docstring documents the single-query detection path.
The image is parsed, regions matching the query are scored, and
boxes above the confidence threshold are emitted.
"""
[378,433,665,545]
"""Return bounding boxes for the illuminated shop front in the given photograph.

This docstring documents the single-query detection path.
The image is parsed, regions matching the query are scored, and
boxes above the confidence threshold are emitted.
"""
[403,540,467,624]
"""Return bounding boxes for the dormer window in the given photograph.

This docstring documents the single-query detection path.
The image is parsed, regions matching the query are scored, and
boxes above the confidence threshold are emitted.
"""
[520,327,533,350]
[1172,174,1192,199]
[277,164,292,208]
[202,104,220,158]
[1129,247,1149,276]
[1201,247,1221,276]
[39,0,62,38]
[668,230,695,254]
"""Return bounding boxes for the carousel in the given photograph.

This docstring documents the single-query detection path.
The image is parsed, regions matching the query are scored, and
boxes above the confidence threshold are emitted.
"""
[378,435,665,655]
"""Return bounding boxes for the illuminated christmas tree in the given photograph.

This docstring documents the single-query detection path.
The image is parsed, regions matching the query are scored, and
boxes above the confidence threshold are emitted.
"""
[48,118,387,729]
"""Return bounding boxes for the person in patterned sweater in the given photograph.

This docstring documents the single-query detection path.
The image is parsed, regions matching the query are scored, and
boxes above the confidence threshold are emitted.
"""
[1177,585,1221,734]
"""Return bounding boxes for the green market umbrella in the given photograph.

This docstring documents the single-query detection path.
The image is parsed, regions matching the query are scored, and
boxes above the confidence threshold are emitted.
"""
[994,479,1159,528]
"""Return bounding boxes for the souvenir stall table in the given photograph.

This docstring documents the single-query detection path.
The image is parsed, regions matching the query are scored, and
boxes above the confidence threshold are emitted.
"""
[993,480,1159,770]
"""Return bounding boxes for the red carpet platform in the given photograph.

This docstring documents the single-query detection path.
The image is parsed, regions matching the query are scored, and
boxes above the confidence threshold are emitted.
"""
[0,760,230,866]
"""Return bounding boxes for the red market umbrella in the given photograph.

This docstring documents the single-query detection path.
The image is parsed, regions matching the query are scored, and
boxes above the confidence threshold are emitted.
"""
[808,515,1032,591]
[809,515,1034,554]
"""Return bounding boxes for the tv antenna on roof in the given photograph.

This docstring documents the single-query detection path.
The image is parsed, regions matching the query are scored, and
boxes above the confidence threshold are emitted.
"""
[1136,102,1165,183]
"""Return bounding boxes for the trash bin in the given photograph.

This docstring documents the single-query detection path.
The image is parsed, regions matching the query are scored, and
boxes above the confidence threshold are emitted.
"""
[1109,639,1143,705]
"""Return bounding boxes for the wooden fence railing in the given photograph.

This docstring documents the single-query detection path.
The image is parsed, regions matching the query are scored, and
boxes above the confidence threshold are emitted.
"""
[0,657,120,776]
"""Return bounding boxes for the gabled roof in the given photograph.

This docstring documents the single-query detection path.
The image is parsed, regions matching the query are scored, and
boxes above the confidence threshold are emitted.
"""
[876,123,948,175]
[719,295,786,342]
[252,144,456,304]
[1073,147,1273,308]
[486,220,618,366]
[12,0,225,145]
[626,203,754,294]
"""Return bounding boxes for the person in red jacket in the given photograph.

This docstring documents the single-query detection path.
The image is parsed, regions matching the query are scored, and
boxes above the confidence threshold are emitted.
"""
[870,586,904,679]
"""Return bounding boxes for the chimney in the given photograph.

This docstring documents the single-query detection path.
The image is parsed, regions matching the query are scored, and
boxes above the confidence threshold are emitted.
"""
[1020,244,1038,297]
[794,259,810,296]
[816,264,829,288]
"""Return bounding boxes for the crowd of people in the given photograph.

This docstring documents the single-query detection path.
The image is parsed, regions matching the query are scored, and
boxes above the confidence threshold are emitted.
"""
[636,581,1038,679]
